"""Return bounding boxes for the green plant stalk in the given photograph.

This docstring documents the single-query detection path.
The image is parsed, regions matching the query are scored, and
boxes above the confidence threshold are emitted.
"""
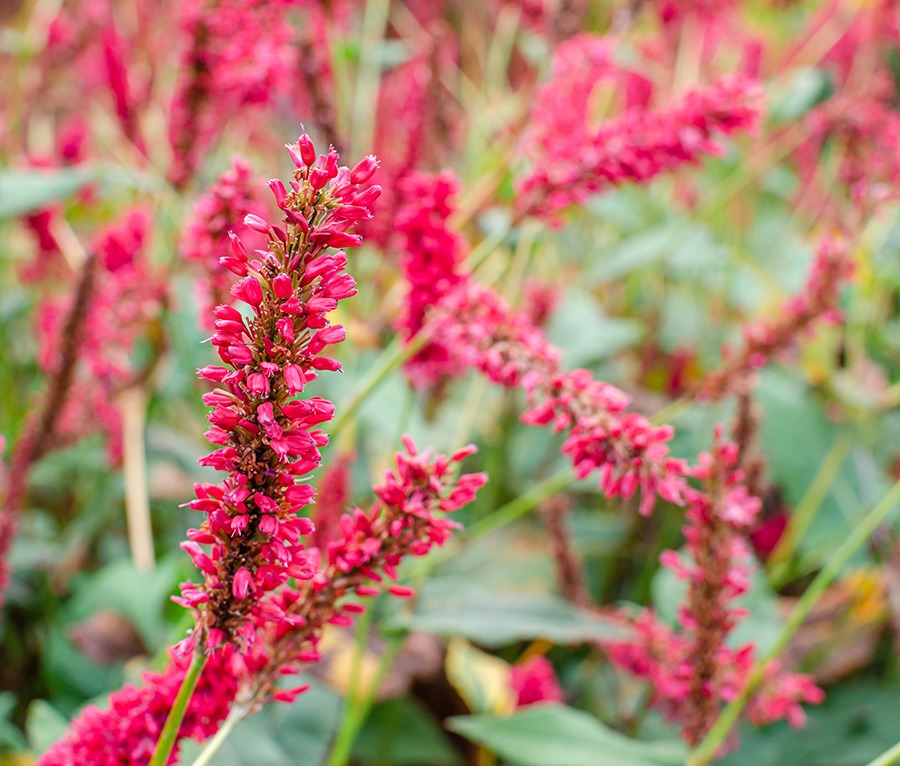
[466,466,574,540]
[148,649,209,766]
[187,702,250,766]
[331,332,427,438]
[349,0,390,159]
[863,739,900,766]
[768,433,853,571]
[688,478,900,766]
[327,635,404,766]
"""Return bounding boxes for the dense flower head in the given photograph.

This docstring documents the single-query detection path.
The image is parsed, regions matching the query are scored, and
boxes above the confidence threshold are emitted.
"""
[606,431,823,746]
[181,156,268,328]
[396,171,468,385]
[426,280,687,515]
[40,439,485,759]
[234,436,487,709]
[37,649,237,766]
[167,0,298,187]
[518,72,763,218]
[698,235,853,400]
[177,135,382,653]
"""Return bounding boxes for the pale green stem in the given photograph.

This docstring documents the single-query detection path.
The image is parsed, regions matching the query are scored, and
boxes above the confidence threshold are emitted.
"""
[466,466,574,541]
[187,702,250,766]
[688,479,900,766]
[148,649,209,766]
[768,433,853,572]
[863,740,900,766]
[327,637,404,766]
[330,333,427,439]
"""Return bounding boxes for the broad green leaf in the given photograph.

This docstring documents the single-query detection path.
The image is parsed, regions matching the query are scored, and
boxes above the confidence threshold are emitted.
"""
[26,700,70,757]
[353,697,463,766]
[0,167,94,219]
[546,289,643,368]
[448,706,686,766]
[387,580,628,646]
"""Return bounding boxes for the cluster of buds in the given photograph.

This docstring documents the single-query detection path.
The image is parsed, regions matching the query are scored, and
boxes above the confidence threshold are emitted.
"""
[176,134,381,653]
[518,69,762,218]
[396,171,468,386]
[428,281,687,515]
[237,436,487,708]
[606,431,823,746]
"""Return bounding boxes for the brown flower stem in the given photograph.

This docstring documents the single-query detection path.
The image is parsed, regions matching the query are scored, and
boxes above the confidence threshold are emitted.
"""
[0,253,97,601]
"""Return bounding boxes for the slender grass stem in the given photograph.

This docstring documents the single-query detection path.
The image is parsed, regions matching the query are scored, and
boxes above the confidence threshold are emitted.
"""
[688,479,900,766]
[187,702,250,766]
[148,649,209,766]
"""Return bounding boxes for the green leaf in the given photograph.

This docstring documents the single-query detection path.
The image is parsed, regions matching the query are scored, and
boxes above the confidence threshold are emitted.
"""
[769,67,834,123]
[0,692,27,751]
[0,167,94,219]
[387,580,628,646]
[448,706,686,766]
[546,289,643,368]
[353,697,462,766]
[26,700,70,757]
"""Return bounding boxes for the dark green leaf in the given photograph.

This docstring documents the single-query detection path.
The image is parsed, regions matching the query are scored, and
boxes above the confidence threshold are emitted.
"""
[448,706,686,766]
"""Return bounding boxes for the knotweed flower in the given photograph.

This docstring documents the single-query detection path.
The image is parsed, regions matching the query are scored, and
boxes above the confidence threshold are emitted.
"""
[38,649,237,766]
[236,436,487,708]
[518,69,762,218]
[35,209,166,461]
[396,171,468,385]
[181,156,268,329]
[176,134,381,653]
[511,656,565,707]
[606,431,823,747]
[167,0,296,187]
[428,281,687,515]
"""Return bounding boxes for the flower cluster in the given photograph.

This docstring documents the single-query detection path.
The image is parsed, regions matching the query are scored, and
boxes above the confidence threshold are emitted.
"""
[237,436,487,708]
[427,281,687,515]
[176,135,381,653]
[698,235,853,400]
[396,171,468,386]
[518,70,762,218]
[35,209,166,461]
[606,432,823,746]
[511,656,565,707]
[38,649,237,766]
[167,0,296,187]
[181,156,268,329]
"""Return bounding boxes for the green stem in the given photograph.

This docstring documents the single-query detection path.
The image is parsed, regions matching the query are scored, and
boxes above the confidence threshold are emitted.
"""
[466,466,574,540]
[148,649,209,766]
[327,636,404,766]
[768,433,852,572]
[331,333,427,439]
[688,479,900,766]
[863,740,900,766]
[349,0,390,158]
[187,702,250,766]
